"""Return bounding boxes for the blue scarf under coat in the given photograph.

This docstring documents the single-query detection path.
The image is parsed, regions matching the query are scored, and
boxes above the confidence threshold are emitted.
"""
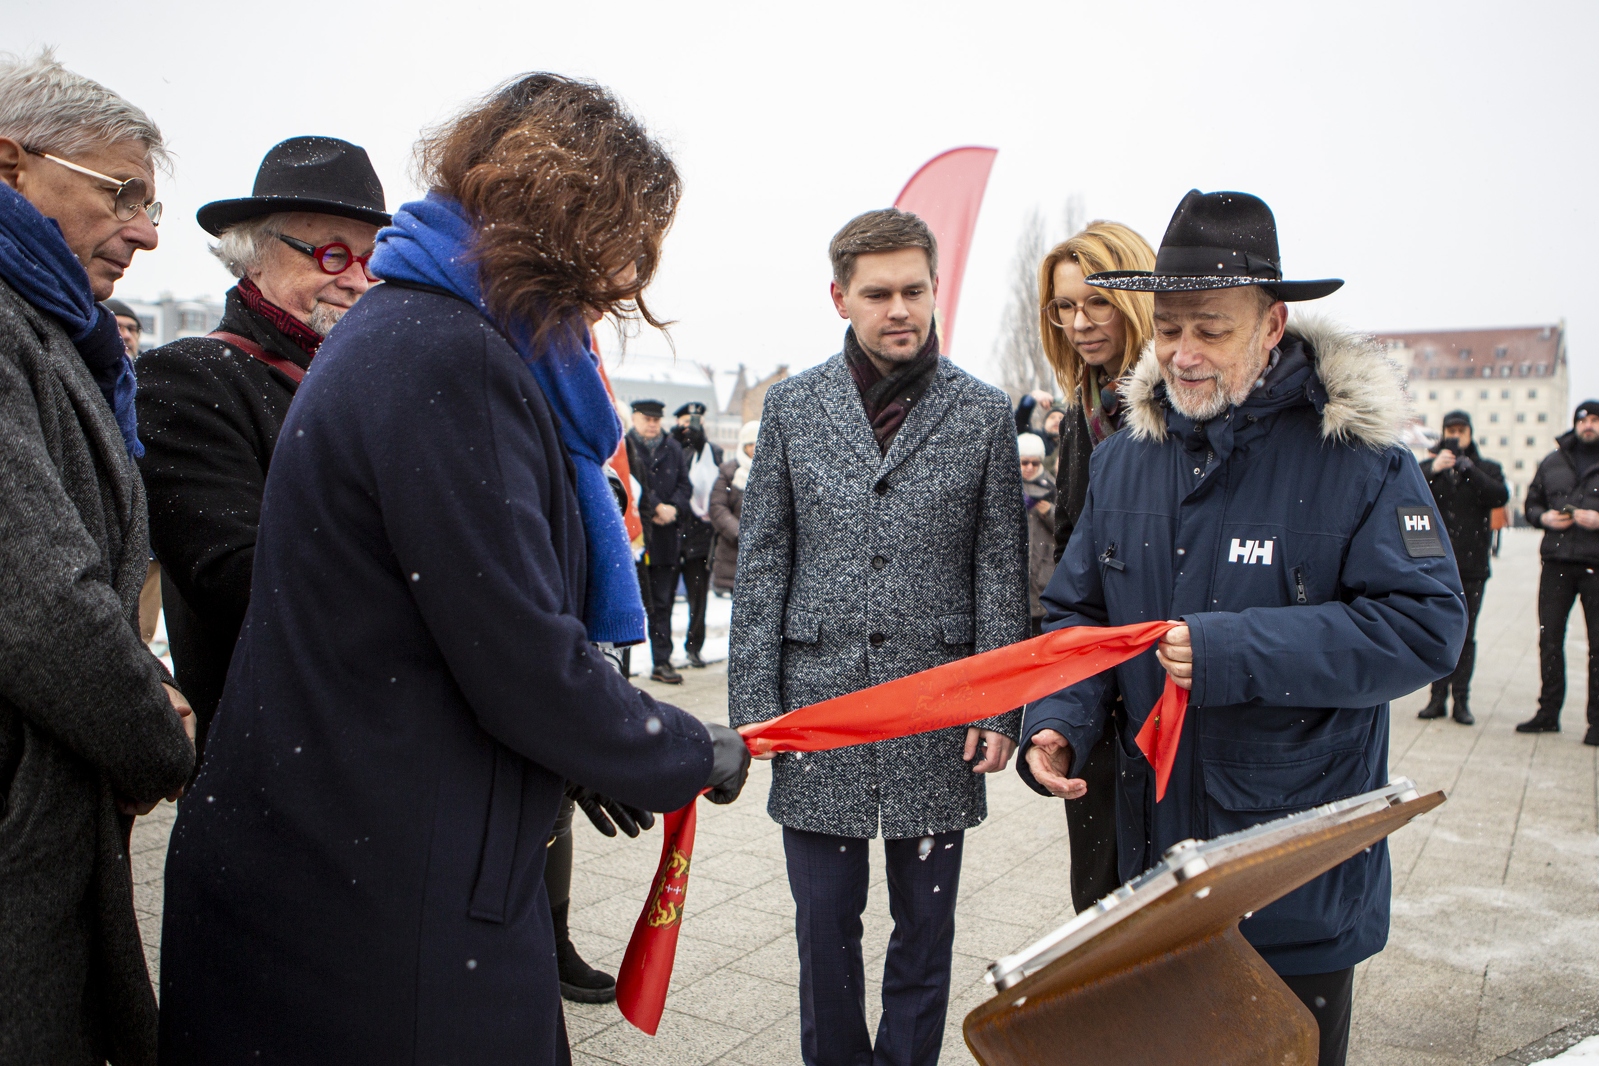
[369,193,646,646]
[0,181,142,461]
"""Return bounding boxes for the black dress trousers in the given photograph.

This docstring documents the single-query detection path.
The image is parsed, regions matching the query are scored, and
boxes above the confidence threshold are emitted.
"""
[636,562,678,668]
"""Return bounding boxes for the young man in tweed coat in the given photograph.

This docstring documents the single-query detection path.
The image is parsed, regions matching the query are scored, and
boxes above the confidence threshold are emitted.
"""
[730,208,1029,1066]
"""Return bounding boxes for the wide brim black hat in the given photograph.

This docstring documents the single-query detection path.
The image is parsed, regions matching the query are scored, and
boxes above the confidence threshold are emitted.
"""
[197,136,390,236]
[1088,189,1342,302]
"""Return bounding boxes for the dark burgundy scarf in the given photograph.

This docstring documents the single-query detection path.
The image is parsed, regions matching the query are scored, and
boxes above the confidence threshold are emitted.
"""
[237,277,323,356]
[844,325,941,453]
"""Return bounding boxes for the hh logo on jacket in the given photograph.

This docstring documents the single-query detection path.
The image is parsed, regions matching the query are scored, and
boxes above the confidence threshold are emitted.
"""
[1227,538,1276,565]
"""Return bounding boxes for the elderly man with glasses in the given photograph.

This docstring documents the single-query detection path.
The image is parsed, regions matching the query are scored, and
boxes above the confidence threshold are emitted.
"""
[0,51,196,1064]
[136,136,389,759]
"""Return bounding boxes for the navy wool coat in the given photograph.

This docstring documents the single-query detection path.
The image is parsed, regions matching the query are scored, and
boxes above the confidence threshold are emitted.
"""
[158,284,715,1065]
[729,352,1029,839]
[1020,317,1466,976]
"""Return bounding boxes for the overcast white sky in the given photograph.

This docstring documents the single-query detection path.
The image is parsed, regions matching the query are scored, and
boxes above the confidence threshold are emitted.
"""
[11,0,1598,401]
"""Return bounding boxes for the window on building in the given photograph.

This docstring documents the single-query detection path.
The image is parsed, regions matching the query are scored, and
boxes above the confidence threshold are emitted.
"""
[1458,348,1472,360]
[1428,368,1438,378]
[1499,436,1509,446]
[1527,437,1537,446]
[1529,389,1538,399]
[1517,413,1526,423]
[1520,364,1532,376]
[1538,412,1548,423]
[1479,390,1489,400]
[1490,412,1499,423]
[179,310,211,332]
[1501,366,1512,377]
[1515,459,1525,470]
[1495,346,1509,359]
[137,315,155,334]
[1455,390,1463,400]
[1427,390,1438,400]
[1445,369,1458,378]
[1501,389,1510,399]
[1421,347,1436,361]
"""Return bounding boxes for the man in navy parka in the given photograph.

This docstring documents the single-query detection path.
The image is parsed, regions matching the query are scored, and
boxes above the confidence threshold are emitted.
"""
[1019,191,1465,1066]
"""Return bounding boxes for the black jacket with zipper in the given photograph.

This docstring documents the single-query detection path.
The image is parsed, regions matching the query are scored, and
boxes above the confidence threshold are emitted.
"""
[1525,431,1599,566]
[1420,441,1508,582]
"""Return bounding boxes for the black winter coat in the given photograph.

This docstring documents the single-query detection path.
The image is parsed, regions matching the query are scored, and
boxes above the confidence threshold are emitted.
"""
[0,280,193,1066]
[1525,431,1599,565]
[1052,398,1095,562]
[1419,442,1508,581]
[135,287,313,745]
[627,430,692,569]
[157,284,715,1065]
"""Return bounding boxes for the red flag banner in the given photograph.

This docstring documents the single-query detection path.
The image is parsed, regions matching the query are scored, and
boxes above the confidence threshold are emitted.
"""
[613,620,1189,1033]
[893,146,997,357]
[614,794,700,1035]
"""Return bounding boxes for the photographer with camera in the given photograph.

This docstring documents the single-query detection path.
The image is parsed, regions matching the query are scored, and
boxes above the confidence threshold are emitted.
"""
[1418,411,1508,724]
[1520,401,1599,744]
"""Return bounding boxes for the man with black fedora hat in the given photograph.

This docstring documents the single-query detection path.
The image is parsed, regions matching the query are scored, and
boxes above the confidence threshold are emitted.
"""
[1020,190,1466,1065]
[670,400,724,667]
[1418,410,1508,725]
[1519,399,1599,744]
[625,397,692,683]
[136,135,389,757]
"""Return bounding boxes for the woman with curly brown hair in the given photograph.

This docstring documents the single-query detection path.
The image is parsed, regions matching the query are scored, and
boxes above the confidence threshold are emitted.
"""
[157,74,749,1065]
[1029,221,1155,916]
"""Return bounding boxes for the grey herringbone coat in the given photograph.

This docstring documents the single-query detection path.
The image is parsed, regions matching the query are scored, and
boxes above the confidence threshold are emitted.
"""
[728,352,1029,839]
[0,279,195,1066]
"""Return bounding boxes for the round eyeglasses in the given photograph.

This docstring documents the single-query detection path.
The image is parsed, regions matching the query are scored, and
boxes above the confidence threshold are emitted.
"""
[1046,295,1118,329]
[25,148,161,225]
[279,235,377,280]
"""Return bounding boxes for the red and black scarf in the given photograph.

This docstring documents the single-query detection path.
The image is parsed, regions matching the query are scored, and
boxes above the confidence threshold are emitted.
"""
[844,326,941,454]
[237,277,323,357]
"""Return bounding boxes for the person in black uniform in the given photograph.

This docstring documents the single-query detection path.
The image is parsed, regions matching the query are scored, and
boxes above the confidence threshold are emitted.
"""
[670,401,725,667]
[626,398,692,684]
[1520,400,1599,745]
[1418,410,1508,725]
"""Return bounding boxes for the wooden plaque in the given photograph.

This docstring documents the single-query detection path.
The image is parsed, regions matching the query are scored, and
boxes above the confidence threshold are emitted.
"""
[964,780,1445,1066]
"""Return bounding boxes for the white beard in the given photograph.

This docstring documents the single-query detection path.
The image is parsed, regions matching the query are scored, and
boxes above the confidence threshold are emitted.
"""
[307,302,347,338]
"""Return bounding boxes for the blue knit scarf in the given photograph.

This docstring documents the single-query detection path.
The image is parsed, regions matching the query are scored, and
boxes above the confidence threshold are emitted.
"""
[0,181,141,461]
[370,193,646,645]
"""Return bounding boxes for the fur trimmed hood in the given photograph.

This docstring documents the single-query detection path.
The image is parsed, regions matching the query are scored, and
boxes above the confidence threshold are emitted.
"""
[1120,313,1412,449]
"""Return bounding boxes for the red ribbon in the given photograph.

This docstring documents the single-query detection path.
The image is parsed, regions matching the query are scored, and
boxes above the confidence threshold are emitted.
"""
[614,620,1189,1033]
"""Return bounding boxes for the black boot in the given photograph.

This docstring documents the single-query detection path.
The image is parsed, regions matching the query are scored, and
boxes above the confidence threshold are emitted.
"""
[1451,696,1474,726]
[1418,686,1448,719]
[1583,725,1599,747]
[1516,713,1560,734]
[551,900,616,1004]
[685,649,707,669]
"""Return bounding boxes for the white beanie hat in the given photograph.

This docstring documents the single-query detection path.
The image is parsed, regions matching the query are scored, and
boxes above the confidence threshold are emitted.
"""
[739,420,761,446]
[1017,433,1046,459]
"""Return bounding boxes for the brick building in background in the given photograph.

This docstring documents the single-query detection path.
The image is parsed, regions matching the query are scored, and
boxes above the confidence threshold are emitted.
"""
[1379,324,1568,511]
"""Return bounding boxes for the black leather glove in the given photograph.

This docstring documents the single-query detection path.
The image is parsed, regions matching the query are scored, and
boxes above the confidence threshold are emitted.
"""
[703,722,751,805]
[564,782,655,838]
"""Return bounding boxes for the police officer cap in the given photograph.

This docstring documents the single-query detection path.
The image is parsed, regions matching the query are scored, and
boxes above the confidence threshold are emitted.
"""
[1440,410,1472,430]
[675,401,708,418]
[631,399,666,417]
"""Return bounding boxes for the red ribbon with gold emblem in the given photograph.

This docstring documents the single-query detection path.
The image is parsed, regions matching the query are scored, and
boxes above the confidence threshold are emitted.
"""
[614,620,1188,1033]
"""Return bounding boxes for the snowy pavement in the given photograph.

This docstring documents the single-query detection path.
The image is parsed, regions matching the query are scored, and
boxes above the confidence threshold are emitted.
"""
[130,530,1598,1064]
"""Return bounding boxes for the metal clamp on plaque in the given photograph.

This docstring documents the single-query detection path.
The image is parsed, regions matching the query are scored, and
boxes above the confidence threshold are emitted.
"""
[965,778,1440,1065]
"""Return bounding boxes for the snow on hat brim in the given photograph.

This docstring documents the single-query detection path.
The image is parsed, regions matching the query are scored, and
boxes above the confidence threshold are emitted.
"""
[1575,400,1599,424]
[1018,433,1047,459]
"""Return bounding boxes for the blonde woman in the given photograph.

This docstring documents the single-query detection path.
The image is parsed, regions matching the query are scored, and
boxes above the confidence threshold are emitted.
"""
[1039,221,1156,559]
[1032,220,1154,915]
